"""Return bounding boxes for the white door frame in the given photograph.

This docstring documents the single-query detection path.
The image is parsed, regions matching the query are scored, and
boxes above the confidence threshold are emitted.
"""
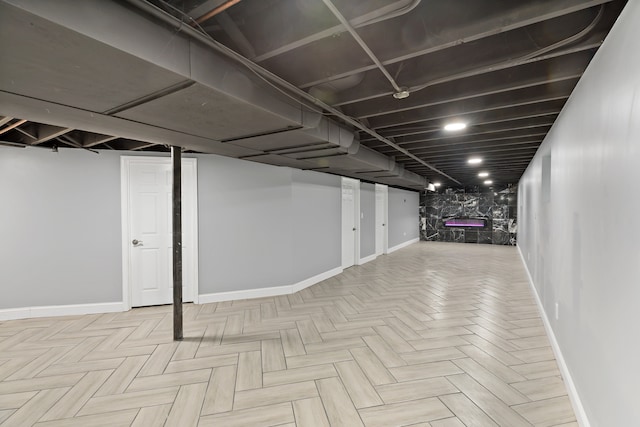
[341,177,361,268]
[120,156,199,310]
[375,183,389,255]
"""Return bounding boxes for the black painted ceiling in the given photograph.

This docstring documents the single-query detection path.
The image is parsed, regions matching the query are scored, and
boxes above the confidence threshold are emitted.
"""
[174,0,626,189]
[0,0,628,190]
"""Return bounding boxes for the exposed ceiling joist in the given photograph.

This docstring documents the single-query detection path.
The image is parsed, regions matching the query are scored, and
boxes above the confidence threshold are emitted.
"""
[362,115,559,142]
[295,0,613,90]
[409,146,542,161]
[215,11,256,58]
[30,124,73,145]
[251,0,421,63]
[411,140,544,155]
[368,121,552,143]
[0,0,626,190]
[386,129,549,149]
[377,139,546,157]
[187,0,228,22]
[321,0,403,94]
[371,92,571,131]
[0,119,27,136]
[348,54,590,119]
[82,133,119,148]
[332,36,604,107]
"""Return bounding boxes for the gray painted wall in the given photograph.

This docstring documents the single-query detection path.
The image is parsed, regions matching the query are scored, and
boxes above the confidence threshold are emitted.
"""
[359,183,375,258]
[0,147,122,308]
[518,2,640,424]
[388,187,420,249]
[1,146,418,311]
[291,170,341,282]
[196,154,294,293]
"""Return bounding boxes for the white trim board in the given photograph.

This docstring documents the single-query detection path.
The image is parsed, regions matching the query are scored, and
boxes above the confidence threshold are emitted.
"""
[341,177,361,269]
[199,266,343,304]
[387,237,420,254]
[517,245,590,427]
[0,302,124,321]
[0,267,344,321]
[357,253,377,265]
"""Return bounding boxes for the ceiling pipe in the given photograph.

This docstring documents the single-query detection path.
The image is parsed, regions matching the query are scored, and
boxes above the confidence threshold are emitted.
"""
[321,0,404,95]
[359,0,421,27]
[299,0,610,94]
[407,44,603,96]
[193,0,241,25]
[125,0,461,184]
[370,5,606,98]
[253,0,420,63]
[329,37,601,108]
[519,4,604,61]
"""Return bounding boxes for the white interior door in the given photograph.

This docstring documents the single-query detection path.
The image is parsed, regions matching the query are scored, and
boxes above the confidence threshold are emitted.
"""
[375,184,388,255]
[342,177,360,268]
[121,157,198,308]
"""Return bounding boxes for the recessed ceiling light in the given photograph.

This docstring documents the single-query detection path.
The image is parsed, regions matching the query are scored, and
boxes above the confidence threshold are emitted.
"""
[478,172,489,177]
[468,157,482,164]
[444,122,466,131]
[393,89,410,99]
[484,180,493,185]
[433,182,441,187]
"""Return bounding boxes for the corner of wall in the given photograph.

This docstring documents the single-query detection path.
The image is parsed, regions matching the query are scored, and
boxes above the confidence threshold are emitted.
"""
[198,265,343,304]
[387,237,420,254]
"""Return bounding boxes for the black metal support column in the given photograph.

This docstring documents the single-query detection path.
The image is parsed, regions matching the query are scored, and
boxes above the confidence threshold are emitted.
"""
[171,146,183,341]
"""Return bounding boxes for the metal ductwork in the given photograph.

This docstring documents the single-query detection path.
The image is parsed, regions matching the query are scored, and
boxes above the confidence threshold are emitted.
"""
[0,0,427,190]
[373,166,428,190]
[229,115,351,154]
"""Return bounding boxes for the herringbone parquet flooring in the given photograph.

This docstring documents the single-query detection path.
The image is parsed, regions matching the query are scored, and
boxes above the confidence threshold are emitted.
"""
[0,242,576,426]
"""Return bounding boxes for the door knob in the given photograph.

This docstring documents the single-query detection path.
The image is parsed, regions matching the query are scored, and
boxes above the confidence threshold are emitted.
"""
[352,227,356,231]
[382,223,385,226]
[132,239,143,246]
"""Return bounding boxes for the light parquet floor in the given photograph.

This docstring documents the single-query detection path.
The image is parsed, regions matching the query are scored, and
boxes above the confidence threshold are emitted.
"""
[0,242,576,426]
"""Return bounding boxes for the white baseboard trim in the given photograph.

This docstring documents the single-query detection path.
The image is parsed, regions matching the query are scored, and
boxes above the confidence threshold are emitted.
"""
[199,266,343,304]
[517,245,590,427]
[357,254,377,265]
[387,237,420,254]
[291,266,343,293]
[0,308,30,321]
[1,267,346,320]
[198,285,292,304]
[0,302,125,321]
